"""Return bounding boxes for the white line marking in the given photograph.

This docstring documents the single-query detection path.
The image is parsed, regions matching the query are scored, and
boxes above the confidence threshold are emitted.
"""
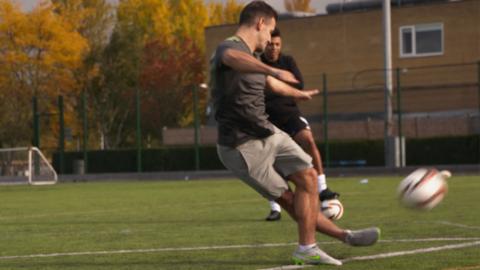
[342,240,480,263]
[258,240,480,270]
[0,242,297,260]
[436,221,480,231]
[259,266,312,270]
[442,264,480,270]
[1,237,479,261]
[379,237,480,242]
[317,237,480,244]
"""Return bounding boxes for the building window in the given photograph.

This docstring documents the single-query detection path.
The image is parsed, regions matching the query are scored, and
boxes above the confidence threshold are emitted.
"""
[399,23,443,57]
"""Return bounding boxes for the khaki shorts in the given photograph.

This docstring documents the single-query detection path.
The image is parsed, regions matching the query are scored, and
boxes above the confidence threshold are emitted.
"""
[217,127,313,200]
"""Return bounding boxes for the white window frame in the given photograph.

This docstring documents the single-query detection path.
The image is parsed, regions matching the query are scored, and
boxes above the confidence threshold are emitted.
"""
[399,23,444,58]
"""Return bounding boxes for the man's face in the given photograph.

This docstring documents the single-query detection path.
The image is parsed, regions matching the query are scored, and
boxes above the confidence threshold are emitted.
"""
[255,17,276,52]
[265,36,281,61]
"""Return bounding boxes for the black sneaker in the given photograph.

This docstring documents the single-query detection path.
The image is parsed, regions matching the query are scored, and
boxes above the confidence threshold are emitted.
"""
[319,188,340,201]
[265,210,281,221]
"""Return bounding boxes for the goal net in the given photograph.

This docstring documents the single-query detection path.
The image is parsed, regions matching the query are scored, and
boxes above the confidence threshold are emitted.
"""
[0,147,58,185]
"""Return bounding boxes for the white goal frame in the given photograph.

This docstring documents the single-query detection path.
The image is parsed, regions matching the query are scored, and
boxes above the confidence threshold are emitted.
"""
[0,147,58,185]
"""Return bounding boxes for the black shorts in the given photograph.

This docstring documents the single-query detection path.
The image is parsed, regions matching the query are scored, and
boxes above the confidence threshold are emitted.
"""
[276,115,310,138]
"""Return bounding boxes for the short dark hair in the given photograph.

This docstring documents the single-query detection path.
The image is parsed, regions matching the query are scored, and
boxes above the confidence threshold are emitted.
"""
[239,1,278,26]
[271,27,281,38]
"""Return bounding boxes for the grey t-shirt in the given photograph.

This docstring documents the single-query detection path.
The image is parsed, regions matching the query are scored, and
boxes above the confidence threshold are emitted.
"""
[210,36,275,147]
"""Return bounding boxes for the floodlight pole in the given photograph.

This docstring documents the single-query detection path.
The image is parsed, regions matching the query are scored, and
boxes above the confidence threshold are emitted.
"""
[383,0,397,168]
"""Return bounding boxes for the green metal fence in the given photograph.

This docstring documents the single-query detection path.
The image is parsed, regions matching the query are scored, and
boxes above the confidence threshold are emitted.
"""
[30,62,480,173]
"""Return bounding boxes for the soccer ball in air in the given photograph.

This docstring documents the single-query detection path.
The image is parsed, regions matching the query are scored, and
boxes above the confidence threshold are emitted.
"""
[321,199,344,220]
[397,168,450,210]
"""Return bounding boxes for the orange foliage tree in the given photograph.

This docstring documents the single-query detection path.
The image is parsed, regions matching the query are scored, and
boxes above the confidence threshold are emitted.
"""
[148,0,244,123]
[0,0,87,147]
[284,0,316,13]
[207,0,244,26]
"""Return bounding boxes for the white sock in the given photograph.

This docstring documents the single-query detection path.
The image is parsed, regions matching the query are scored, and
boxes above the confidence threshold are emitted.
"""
[318,174,327,192]
[298,243,316,252]
[269,201,281,212]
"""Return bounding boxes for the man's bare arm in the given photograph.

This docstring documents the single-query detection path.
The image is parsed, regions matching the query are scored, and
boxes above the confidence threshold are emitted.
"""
[222,49,299,84]
[266,76,319,101]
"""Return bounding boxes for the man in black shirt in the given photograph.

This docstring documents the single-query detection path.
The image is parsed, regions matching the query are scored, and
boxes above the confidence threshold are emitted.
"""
[262,28,339,222]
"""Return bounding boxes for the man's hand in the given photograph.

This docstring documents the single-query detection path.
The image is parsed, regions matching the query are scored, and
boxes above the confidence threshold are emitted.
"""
[271,68,299,84]
[295,89,319,101]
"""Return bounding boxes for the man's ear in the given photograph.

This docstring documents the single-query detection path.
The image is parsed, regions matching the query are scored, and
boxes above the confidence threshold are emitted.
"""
[255,17,265,31]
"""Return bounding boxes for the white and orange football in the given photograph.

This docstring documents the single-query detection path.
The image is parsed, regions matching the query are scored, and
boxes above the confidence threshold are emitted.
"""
[397,168,450,210]
[321,199,344,220]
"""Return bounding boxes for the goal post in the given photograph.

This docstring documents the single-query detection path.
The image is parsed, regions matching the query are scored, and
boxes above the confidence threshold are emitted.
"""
[0,147,58,185]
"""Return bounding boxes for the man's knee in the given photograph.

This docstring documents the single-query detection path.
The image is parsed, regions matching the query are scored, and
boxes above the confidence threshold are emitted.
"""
[276,190,294,206]
[290,168,317,192]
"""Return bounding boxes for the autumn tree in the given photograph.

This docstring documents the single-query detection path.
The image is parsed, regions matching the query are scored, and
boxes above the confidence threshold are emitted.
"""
[53,0,115,149]
[95,0,243,148]
[284,0,315,13]
[52,0,114,85]
[0,0,243,149]
[142,0,243,134]
[89,0,161,148]
[139,39,204,142]
[0,0,87,147]
[207,0,244,26]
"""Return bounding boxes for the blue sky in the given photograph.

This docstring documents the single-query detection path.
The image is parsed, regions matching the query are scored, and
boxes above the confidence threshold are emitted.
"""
[17,0,337,14]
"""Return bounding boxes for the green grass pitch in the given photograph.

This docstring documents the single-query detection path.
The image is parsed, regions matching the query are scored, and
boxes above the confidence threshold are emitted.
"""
[0,175,479,270]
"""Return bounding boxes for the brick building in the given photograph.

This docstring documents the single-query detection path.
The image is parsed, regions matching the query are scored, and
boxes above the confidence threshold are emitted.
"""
[164,0,480,145]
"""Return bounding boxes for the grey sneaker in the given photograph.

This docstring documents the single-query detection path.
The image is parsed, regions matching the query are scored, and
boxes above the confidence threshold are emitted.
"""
[344,227,381,246]
[292,245,342,266]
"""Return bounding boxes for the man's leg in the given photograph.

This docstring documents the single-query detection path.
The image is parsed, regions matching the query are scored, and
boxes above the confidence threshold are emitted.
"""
[217,136,365,266]
[283,167,342,265]
[286,167,318,245]
[293,128,339,201]
[276,190,380,246]
[276,188,346,240]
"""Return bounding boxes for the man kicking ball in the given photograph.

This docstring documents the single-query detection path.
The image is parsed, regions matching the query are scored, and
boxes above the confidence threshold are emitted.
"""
[210,1,380,265]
